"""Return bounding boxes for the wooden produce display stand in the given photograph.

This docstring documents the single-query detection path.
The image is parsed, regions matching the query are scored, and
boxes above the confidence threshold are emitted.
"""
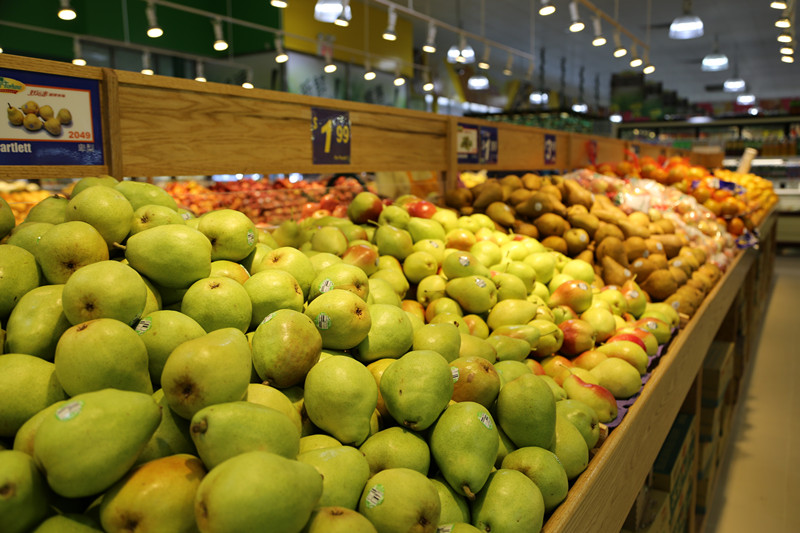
[0,54,779,533]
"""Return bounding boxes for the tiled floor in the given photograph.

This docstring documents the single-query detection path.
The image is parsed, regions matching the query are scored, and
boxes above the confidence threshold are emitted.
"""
[703,251,800,533]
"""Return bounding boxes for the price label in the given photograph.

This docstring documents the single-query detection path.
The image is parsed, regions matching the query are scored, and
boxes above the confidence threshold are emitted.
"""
[479,126,498,164]
[457,123,479,164]
[544,133,557,165]
[311,107,350,164]
[0,67,104,166]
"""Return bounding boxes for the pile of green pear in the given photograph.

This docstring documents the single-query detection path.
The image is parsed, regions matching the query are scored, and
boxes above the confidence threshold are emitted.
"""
[0,182,681,533]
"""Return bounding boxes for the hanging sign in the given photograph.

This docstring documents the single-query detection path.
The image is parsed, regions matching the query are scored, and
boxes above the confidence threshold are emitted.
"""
[457,123,479,164]
[544,133,557,165]
[311,107,350,164]
[0,68,104,165]
[479,126,498,164]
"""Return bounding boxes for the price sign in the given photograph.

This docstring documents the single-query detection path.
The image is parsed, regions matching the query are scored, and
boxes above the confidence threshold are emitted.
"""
[479,126,498,164]
[544,134,557,165]
[311,107,350,164]
[0,68,104,165]
[457,123,479,164]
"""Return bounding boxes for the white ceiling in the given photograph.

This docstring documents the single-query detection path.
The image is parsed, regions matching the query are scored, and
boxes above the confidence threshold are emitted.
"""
[401,0,797,108]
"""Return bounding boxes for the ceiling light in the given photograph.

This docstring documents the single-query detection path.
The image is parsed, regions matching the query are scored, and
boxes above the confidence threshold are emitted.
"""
[568,1,585,33]
[723,77,746,92]
[194,61,207,82]
[456,35,475,64]
[669,0,704,39]
[146,2,163,38]
[241,71,254,89]
[642,52,655,74]
[0,47,4,54]
[382,6,397,41]
[58,0,76,21]
[776,17,792,29]
[529,91,543,104]
[539,0,555,17]
[609,113,623,123]
[643,64,655,74]
[782,54,795,62]
[423,22,437,53]
[781,45,795,55]
[736,94,756,105]
[212,19,228,51]
[592,17,606,46]
[503,53,513,76]
[274,37,289,63]
[702,36,728,71]
[778,31,793,43]
[478,46,490,70]
[467,74,489,90]
[629,45,642,68]
[141,51,154,75]
[364,59,376,80]
[393,68,405,86]
[613,32,627,58]
[271,0,288,8]
[572,103,588,113]
[334,0,351,27]
[423,81,434,92]
[314,1,349,24]
[446,45,460,63]
[71,38,86,66]
[771,1,788,9]
[324,50,337,73]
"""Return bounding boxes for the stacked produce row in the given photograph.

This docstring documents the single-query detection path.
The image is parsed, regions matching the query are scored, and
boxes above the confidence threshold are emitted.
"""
[0,167,752,533]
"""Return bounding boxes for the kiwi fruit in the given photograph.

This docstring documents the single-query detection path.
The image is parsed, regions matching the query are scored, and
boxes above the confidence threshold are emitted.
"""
[639,269,679,301]
[630,257,658,284]
[522,173,543,190]
[601,255,634,287]
[541,235,568,255]
[564,227,590,256]
[594,222,625,244]
[595,236,629,267]
[624,236,648,262]
[513,220,539,239]
[534,213,569,238]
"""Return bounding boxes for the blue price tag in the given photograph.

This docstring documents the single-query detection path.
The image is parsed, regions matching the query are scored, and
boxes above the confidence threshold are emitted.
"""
[544,134,557,165]
[311,107,350,165]
[479,126,498,164]
[0,68,104,166]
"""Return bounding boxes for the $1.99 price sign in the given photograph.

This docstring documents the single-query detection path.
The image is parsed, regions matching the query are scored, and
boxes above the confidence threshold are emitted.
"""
[311,107,351,165]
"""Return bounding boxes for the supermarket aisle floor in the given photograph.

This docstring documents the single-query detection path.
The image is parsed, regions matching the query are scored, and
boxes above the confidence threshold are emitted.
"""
[704,251,800,533]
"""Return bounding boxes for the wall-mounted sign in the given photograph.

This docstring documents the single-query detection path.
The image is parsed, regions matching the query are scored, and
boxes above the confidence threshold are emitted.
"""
[0,68,104,165]
[457,123,479,164]
[544,133,557,165]
[311,107,350,164]
[479,126,498,164]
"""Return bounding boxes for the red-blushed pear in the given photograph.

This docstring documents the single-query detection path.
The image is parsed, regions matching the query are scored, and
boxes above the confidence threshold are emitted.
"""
[401,299,426,322]
[606,332,648,354]
[347,191,384,224]
[551,304,578,325]
[595,340,648,375]
[557,319,597,356]
[632,317,673,345]
[621,279,647,318]
[540,355,574,386]
[561,374,618,423]
[445,228,477,251]
[450,356,502,408]
[615,327,659,356]
[524,358,546,375]
[572,350,609,371]
[342,243,380,276]
[462,313,490,339]
[548,279,593,314]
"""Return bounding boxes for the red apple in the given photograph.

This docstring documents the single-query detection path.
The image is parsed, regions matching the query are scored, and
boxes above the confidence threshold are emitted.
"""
[406,200,438,219]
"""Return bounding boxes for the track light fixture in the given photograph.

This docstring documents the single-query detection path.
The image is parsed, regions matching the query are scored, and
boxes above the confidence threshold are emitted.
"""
[364,59,376,80]
[503,53,513,76]
[778,31,793,43]
[423,22,437,53]
[71,38,86,66]
[781,44,795,55]
[782,54,795,63]
[242,71,254,89]
[58,0,76,21]
[393,67,405,86]
[194,61,207,82]
[423,71,434,92]
[613,33,627,58]
[146,2,163,38]
[270,0,288,8]
[324,49,337,73]
[141,51,154,75]
[642,51,655,74]
[568,1,585,33]
[776,16,792,29]
[771,1,788,9]
[478,46,490,70]
[539,0,555,17]
[383,6,397,41]
[274,37,289,63]
[334,0,351,27]
[212,19,228,51]
[629,45,642,68]
[592,17,607,47]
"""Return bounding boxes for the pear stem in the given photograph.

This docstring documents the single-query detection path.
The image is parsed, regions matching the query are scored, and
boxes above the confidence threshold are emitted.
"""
[462,485,476,500]
[112,242,127,251]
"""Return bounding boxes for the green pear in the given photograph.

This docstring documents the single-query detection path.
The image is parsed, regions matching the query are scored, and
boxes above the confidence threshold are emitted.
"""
[358,468,440,533]
[196,209,256,262]
[12,400,66,456]
[0,450,50,533]
[445,276,497,314]
[252,309,322,388]
[540,375,568,401]
[524,252,557,284]
[195,450,321,531]
[190,401,300,469]
[0,245,40,320]
[530,318,564,358]
[412,322,461,363]
[500,447,569,513]
[556,399,600,450]
[415,274,447,308]
[380,350,453,431]
[243,269,304,328]
[61,260,147,326]
[311,225,348,255]
[355,304,414,363]
[470,469,544,533]
[442,251,489,279]
[129,204,184,235]
[451,356,501,407]
[486,299,538,330]
[309,263,370,302]
[486,334,531,362]
[33,388,161,497]
[490,324,541,351]
[496,374,556,449]
[402,251,439,284]
[308,251,342,273]
[374,225,414,260]
[30,514,103,532]
[240,242,273,274]
[495,425,517,469]
[299,434,342,454]
[36,221,109,284]
[161,328,252,420]
[254,246,316,299]
[272,219,311,249]
[470,240,502,268]
[140,276,161,315]
[431,476,470,524]
[303,506,378,533]
[430,402,499,500]
[133,310,205,386]
[550,413,589,480]
[359,427,430,477]
[304,355,377,446]
[297,445,371,509]
[114,180,178,211]
[99,454,206,533]
[180,276,252,333]
[368,277,403,307]
[6,221,53,254]
[22,196,68,225]
[378,205,410,229]
[458,333,497,363]
[246,383,303,434]
[55,318,152,395]
[70,175,118,198]
[595,340,648,375]
[490,272,528,301]
[0,354,67,438]
[66,185,133,247]
[305,289,371,350]
[413,238,446,265]
[589,357,643,399]
[125,225,211,289]
[369,268,410,299]
[407,217,446,242]
[0,196,14,239]
[492,360,532,386]
[135,389,196,465]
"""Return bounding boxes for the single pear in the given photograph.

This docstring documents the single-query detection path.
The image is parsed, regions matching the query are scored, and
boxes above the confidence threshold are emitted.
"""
[431,476,471,524]
[470,469,545,533]
[303,506,378,533]
[22,113,42,131]
[134,310,206,387]
[244,269,304,328]
[359,427,430,477]
[445,275,498,314]
[496,374,556,449]
[194,451,322,533]
[245,383,303,434]
[6,103,24,126]
[451,356,501,407]
[304,355,377,446]
[135,389,196,465]
[61,260,147,326]
[99,454,205,533]
[33,389,161,497]
[458,333,497,363]
[6,222,54,252]
[297,446,370,510]
[0,450,50,533]
[305,289,371,351]
[125,225,211,289]
[441,251,489,279]
[36,221,109,284]
[430,402,499,500]
[501,446,569,513]
[374,224,414,260]
[368,277,403,307]
[550,413,590,480]
[29,514,103,532]
[65,185,134,247]
[486,334,531,362]
[589,357,643,399]
[355,303,414,363]
[252,309,322,388]
[309,263,370,302]
[180,276,252,333]
[195,209,256,262]
[380,350,453,431]
[412,322,462,363]
[557,398,600,450]
[114,180,178,211]
[161,328,252,420]
[493,360,532,386]
[255,246,316,299]
[129,204,184,235]
[358,468,441,533]
[0,354,67,438]
[561,374,618,423]
[370,267,410,299]
[43,117,62,136]
[0,245,40,321]
[299,434,342,454]
[57,108,73,124]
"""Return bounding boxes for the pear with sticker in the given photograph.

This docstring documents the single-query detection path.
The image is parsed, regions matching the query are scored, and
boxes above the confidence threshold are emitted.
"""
[251,309,322,388]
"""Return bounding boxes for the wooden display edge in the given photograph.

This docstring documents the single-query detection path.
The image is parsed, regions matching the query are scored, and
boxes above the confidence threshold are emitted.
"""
[543,243,760,533]
[0,54,105,80]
